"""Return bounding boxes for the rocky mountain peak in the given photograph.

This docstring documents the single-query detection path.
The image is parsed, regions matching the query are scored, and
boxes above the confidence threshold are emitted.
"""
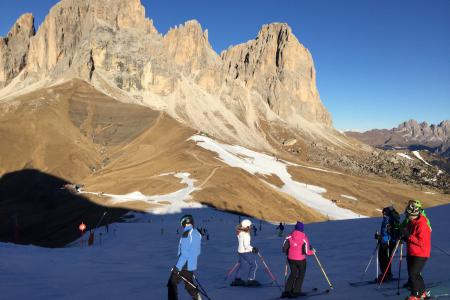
[0,13,35,87]
[7,13,35,38]
[164,20,220,74]
[347,119,450,157]
[221,22,332,126]
[1,0,337,151]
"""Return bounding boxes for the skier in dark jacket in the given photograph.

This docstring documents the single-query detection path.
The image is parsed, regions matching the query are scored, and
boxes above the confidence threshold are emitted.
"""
[281,221,315,298]
[167,214,202,300]
[276,222,285,237]
[375,206,400,282]
[402,200,431,300]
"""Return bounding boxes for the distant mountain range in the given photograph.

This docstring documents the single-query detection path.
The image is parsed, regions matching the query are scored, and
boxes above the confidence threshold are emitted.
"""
[346,120,450,157]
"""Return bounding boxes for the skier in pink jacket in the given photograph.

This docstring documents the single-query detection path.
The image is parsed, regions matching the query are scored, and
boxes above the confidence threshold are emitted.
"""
[281,221,315,298]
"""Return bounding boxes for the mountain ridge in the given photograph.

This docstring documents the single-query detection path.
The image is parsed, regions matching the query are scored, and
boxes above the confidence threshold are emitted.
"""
[346,119,450,157]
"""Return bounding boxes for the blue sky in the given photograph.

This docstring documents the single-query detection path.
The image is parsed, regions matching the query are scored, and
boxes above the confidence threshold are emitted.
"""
[1,0,449,131]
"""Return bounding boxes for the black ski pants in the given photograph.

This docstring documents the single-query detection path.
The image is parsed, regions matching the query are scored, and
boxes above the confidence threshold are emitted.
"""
[167,268,199,300]
[407,255,427,297]
[378,242,395,278]
[285,259,306,294]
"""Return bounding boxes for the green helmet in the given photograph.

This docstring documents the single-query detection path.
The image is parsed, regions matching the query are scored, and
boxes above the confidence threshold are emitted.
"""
[409,199,422,209]
[405,200,422,217]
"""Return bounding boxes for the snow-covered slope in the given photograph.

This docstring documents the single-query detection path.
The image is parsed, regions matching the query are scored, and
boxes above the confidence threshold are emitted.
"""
[1,205,449,299]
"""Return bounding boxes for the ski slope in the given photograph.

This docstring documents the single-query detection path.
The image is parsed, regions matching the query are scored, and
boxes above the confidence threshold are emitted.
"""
[1,204,449,300]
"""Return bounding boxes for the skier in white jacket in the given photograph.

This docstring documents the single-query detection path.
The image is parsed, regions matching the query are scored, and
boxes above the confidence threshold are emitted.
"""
[231,219,261,287]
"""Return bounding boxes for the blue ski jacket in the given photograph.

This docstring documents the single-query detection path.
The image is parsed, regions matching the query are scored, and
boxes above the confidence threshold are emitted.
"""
[380,215,392,245]
[176,225,202,271]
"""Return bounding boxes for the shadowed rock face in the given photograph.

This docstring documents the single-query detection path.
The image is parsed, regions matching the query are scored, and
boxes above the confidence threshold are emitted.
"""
[0,0,335,152]
[0,169,128,248]
[346,120,450,157]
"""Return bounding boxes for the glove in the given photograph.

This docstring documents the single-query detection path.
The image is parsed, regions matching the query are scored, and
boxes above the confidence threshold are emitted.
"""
[172,267,180,276]
[401,232,410,242]
[252,247,259,254]
[401,228,410,242]
[374,232,381,240]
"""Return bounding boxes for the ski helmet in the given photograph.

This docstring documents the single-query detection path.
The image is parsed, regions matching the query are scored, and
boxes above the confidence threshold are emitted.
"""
[405,200,421,217]
[180,214,194,227]
[240,219,252,228]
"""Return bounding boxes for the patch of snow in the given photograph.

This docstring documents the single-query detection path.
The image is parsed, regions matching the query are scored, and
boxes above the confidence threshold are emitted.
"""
[190,135,364,220]
[437,170,444,176]
[412,151,432,167]
[397,153,413,160]
[99,173,202,214]
[424,191,437,195]
[341,194,358,201]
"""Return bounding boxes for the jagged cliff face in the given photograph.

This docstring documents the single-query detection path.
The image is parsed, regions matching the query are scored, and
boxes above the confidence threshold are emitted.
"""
[0,14,35,88]
[221,23,332,126]
[0,0,338,150]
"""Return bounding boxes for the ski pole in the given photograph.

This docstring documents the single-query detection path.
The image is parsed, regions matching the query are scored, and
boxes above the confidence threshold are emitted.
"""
[257,252,283,292]
[432,244,450,256]
[313,251,333,290]
[174,270,212,300]
[194,275,213,300]
[93,211,108,234]
[284,260,289,286]
[377,239,401,288]
[361,241,380,280]
[224,262,240,281]
[397,242,403,295]
[376,243,379,280]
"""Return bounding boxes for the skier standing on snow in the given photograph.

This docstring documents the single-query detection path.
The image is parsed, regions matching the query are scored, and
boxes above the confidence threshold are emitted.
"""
[277,222,285,237]
[231,219,261,287]
[374,206,400,282]
[281,221,315,298]
[402,200,431,300]
[167,214,202,300]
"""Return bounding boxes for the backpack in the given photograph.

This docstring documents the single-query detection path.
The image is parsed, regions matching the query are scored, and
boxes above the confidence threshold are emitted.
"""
[388,210,401,241]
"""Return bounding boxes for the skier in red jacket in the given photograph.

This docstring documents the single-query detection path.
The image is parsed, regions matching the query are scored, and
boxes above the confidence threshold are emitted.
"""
[402,200,431,300]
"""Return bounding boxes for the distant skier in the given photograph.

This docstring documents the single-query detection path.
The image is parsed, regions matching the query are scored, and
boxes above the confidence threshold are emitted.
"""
[167,214,202,300]
[281,221,315,298]
[252,225,257,236]
[402,200,431,300]
[276,222,285,237]
[374,206,400,282]
[231,219,261,287]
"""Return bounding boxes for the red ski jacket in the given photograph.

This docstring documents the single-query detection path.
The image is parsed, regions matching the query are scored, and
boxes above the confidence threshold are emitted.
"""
[406,214,431,258]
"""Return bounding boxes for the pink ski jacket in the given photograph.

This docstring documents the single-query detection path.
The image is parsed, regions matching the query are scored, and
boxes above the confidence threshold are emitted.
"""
[283,230,314,261]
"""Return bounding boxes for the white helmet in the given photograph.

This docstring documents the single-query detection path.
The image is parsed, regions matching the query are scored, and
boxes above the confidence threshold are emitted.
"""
[240,219,252,228]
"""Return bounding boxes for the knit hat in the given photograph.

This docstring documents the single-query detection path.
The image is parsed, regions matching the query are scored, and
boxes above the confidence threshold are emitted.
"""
[295,221,304,232]
[405,200,421,217]
[382,206,394,215]
[241,219,252,228]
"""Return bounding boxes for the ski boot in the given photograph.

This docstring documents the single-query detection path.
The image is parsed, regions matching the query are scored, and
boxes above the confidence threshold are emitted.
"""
[246,279,261,287]
[230,278,246,286]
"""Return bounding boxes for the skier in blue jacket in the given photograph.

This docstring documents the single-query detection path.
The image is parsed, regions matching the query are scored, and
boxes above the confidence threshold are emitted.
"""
[167,214,202,300]
[375,206,400,282]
